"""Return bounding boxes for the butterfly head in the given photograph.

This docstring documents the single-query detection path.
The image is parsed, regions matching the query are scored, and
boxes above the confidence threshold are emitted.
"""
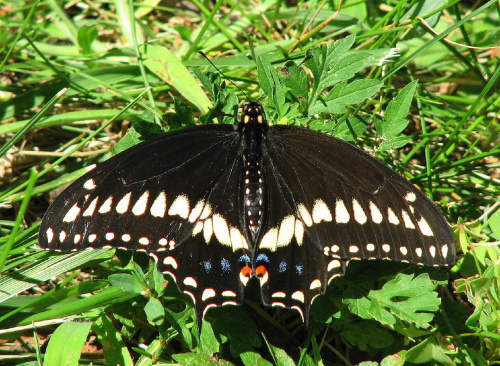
[242,102,266,125]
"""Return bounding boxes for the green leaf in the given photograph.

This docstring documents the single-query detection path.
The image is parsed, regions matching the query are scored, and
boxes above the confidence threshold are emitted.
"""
[265,341,296,366]
[240,351,274,366]
[345,273,441,328]
[108,273,145,294]
[144,297,165,325]
[44,321,92,366]
[0,250,112,304]
[257,56,287,117]
[307,35,356,85]
[19,287,139,327]
[142,44,211,113]
[405,336,455,365]
[376,118,410,140]
[199,320,221,356]
[172,353,235,366]
[282,60,309,102]
[375,81,418,144]
[113,127,142,154]
[320,53,373,88]
[341,321,395,351]
[150,261,167,297]
[378,136,412,152]
[372,273,441,327]
[164,98,196,129]
[488,207,500,237]
[93,314,133,366]
[309,80,382,115]
[130,110,164,137]
[331,115,369,141]
[380,354,405,366]
[113,111,165,154]
[379,80,418,138]
[209,306,261,355]
[77,24,98,55]
[325,34,356,65]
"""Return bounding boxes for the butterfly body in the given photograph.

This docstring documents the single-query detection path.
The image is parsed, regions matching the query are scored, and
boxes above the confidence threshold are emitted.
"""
[39,101,455,326]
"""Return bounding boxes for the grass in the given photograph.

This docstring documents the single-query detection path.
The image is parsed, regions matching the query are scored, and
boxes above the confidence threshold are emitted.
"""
[1,0,499,365]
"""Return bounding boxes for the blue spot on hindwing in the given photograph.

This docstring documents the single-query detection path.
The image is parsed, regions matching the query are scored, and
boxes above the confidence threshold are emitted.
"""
[295,264,303,275]
[239,254,251,263]
[256,253,270,263]
[221,258,231,272]
[202,260,212,273]
[278,260,287,273]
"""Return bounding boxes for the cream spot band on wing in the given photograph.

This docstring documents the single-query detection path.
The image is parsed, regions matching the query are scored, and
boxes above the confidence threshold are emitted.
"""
[429,245,436,258]
[46,228,54,243]
[150,192,167,218]
[335,199,350,223]
[63,203,81,222]
[312,199,333,224]
[404,192,417,202]
[352,198,367,224]
[230,227,248,250]
[401,209,416,229]
[441,244,449,258]
[297,204,313,227]
[98,196,113,214]
[292,291,305,303]
[83,178,96,190]
[387,208,400,225]
[277,215,295,247]
[83,197,99,217]
[369,201,383,223]
[132,191,149,216]
[168,194,190,219]
[116,192,132,214]
[417,217,434,237]
[259,228,278,251]
[327,259,342,272]
[212,214,231,246]
[189,200,208,223]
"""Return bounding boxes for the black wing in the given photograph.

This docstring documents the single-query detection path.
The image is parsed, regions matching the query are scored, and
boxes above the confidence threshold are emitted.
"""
[255,125,455,319]
[39,124,251,323]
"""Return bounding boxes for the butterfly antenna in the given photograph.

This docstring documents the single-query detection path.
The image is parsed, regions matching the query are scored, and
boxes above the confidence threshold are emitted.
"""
[257,55,313,102]
[198,51,250,103]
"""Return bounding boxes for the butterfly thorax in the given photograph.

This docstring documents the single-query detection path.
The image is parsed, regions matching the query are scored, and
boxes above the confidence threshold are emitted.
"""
[240,102,268,242]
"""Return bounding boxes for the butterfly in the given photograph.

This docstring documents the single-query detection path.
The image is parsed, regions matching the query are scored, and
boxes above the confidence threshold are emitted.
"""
[38,93,456,331]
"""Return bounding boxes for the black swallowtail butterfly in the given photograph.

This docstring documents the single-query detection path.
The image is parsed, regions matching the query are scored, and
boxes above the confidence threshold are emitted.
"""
[39,101,455,329]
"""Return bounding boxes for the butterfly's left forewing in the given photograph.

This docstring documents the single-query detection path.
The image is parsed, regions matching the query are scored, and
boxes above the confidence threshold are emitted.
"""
[39,125,251,322]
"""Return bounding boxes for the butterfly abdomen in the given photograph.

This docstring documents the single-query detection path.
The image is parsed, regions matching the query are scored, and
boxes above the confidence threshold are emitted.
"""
[243,158,265,239]
[241,103,268,242]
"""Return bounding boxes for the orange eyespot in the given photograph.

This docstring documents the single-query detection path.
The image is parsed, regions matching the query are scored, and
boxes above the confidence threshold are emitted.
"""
[255,265,267,278]
[240,265,252,278]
